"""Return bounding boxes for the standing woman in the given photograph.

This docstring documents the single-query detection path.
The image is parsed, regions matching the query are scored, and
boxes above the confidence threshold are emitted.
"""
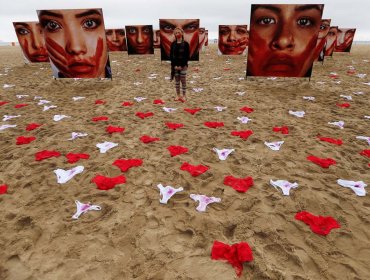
[170,27,190,101]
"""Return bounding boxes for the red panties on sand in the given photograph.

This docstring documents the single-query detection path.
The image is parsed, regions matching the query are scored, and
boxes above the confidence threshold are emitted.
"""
[295,211,340,235]
[204,122,224,128]
[113,159,143,172]
[91,175,126,190]
[153,99,165,104]
[92,116,109,122]
[318,136,343,146]
[184,108,202,115]
[140,135,160,143]
[240,106,254,113]
[121,102,134,106]
[360,150,370,158]
[0,185,8,195]
[180,162,209,177]
[14,104,28,108]
[336,103,350,108]
[273,126,289,135]
[166,122,184,130]
[224,176,254,192]
[35,150,61,161]
[136,112,154,119]
[26,123,42,131]
[211,240,253,277]
[231,130,253,140]
[167,145,188,157]
[16,136,36,145]
[65,153,90,164]
[307,155,337,168]
[106,125,125,134]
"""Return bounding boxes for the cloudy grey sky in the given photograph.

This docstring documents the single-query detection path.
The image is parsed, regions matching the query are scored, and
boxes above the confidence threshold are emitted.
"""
[1,0,369,42]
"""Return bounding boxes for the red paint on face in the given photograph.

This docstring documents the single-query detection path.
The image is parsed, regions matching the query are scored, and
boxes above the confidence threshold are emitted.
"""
[94,37,104,68]
[106,29,126,51]
[218,25,249,55]
[248,4,323,77]
[335,28,356,52]
[325,27,338,56]
[313,19,331,61]
[39,9,108,78]
[126,25,153,55]
[14,22,49,63]
[188,30,199,58]
[46,36,105,78]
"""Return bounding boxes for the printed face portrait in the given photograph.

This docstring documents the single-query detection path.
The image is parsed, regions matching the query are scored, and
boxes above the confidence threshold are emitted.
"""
[125,25,154,55]
[153,29,161,48]
[247,4,324,77]
[199,27,206,51]
[37,8,110,79]
[218,25,249,55]
[159,19,200,61]
[335,28,356,52]
[13,21,49,63]
[325,26,338,56]
[314,19,331,61]
[106,29,127,51]
[205,30,209,46]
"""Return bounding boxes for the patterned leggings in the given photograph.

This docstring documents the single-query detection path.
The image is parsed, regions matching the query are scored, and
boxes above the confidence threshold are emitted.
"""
[174,66,187,95]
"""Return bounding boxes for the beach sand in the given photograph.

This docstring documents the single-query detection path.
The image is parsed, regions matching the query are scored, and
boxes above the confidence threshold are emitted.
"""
[0,44,369,279]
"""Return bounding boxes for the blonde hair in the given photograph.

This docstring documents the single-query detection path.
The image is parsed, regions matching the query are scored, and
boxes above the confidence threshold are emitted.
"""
[173,27,184,41]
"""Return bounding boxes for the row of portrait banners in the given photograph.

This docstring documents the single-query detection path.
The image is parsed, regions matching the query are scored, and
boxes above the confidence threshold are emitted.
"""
[12,5,357,79]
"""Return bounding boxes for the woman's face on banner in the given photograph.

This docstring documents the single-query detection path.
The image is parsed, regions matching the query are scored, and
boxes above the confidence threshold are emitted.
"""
[335,28,356,52]
[318,19,331,40]
[199,28,206,49]
[313,19,331,60]
[106,29,126,51]
[38,9,108,78]
[219,25,249,55]
[325,26,338,55]
[160,19,199,58]
[153,29,161,48]
[248,4,323,77]
[13,22,49,63]
[126,25,153,54]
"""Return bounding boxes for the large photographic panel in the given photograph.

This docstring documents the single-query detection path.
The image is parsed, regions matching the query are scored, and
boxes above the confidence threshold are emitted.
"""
[37,8,111,79]
[159,19,200,61]
[13,21,49,63]
[199,27,206,51]
[106,28,127,51]
[315,19,331,61]
[324,26,338,56]
[218,25,249,55]
[334,28,356,53]
[125,25,154,55]
[247,4,324,78]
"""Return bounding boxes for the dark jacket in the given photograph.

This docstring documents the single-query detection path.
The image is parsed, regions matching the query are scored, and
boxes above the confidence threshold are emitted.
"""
[170,40,190,80]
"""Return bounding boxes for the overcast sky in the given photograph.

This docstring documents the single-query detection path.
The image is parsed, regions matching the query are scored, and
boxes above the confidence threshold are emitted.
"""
[1,0,369,42]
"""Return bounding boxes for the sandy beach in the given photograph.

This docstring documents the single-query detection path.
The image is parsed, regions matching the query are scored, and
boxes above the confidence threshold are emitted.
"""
[0,44,369,279]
